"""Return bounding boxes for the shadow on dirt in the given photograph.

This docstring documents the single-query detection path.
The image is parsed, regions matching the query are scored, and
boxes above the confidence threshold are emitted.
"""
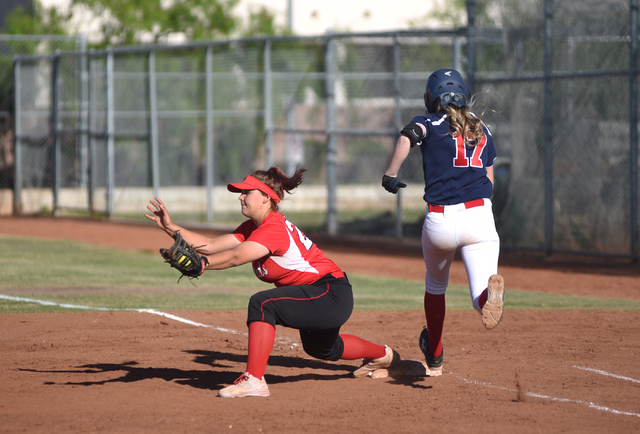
[19,349,429,390]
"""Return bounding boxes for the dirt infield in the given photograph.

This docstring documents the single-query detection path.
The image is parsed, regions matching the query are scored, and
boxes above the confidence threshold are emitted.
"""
[1,216,640,433]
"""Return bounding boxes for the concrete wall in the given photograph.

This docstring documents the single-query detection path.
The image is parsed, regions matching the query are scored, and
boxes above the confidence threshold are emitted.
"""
[0,185,427,216]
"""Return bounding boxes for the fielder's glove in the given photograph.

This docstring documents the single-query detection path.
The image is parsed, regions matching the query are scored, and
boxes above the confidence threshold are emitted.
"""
[160,230,209,283]
[382,175,407,194]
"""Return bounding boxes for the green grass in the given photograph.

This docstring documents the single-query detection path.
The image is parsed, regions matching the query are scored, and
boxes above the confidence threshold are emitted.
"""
[0,235,262,289]
[347,274,640,311]
[1,235,639,314]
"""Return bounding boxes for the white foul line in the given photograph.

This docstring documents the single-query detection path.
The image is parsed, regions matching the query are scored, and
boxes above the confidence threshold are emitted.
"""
[0,294,299,347]
[573,365,640,384]
[136,308,244,335]
[0,294,116,311]
[451,371,640,419]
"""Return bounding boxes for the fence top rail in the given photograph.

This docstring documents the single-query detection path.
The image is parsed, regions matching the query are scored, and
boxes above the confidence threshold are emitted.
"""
[475,69,636,83]
[0,34,82,42]
[11,27,468,61]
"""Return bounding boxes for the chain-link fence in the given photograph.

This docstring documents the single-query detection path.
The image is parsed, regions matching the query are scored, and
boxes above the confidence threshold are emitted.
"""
[471,0,638,259]
[9,0,640,260]
[12,31,465,233]
[0,34,83,212]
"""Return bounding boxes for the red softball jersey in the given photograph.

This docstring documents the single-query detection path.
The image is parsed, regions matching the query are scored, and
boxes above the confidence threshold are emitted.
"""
[232,212,344,286]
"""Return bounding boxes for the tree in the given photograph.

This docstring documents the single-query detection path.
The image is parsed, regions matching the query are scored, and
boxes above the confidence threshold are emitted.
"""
[2,0,286,47]
[242,4,289,37]
[67,0,241,46]
[1,1,68,35]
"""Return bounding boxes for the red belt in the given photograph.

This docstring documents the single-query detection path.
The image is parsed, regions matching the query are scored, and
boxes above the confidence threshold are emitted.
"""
[428,198,485,213]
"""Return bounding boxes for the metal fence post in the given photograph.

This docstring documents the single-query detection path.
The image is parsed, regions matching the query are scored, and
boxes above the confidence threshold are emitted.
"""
[13,58,22,215]
[544,0,553,256]
[466,0,476,96]
[51,50,61,216]
[78,34,89,190]
[325,33,338,236]
[88,50,96,214]
[264,40,274,168]
[205,44,215,223]
[285,96,297,176]
[393,34,403,239]
[105,47,115,217]
[630,0,638,261]
[454,36,463,73]
[148,49,160,199]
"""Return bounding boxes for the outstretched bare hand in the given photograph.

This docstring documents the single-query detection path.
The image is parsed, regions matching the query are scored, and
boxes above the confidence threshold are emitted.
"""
[145,197,176,235]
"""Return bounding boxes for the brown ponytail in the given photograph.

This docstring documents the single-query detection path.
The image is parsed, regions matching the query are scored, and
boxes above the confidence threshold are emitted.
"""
[251,166,307,211]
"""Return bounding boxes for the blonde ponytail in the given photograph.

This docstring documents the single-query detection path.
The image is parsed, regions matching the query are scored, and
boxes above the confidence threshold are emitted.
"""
[445,104,485,146]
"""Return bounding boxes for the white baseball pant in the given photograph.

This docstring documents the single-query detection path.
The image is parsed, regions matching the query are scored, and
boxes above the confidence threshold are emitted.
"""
[421,198,500,313]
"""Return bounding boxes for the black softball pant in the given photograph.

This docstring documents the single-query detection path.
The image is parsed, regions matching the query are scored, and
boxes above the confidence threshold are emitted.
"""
[247,274,353,362]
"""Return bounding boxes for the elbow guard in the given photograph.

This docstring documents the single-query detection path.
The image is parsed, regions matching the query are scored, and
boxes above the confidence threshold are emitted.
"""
[400,124,425,148]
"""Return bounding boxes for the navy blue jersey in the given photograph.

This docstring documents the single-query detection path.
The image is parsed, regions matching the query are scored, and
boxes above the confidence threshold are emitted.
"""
[410,112,496,205]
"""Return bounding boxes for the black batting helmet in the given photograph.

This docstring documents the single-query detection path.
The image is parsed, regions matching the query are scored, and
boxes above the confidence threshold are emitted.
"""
[423,68,469,113]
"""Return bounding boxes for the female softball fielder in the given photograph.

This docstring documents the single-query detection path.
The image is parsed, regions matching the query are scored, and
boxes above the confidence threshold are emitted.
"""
[146,166,399,398]
[381,68,505,376]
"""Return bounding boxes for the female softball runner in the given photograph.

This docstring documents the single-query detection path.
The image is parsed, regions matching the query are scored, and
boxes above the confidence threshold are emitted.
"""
[381,68,505,376]
[146,167,399,398]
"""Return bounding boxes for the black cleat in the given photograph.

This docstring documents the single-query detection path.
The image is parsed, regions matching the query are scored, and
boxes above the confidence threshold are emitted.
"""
[419,327,443,375]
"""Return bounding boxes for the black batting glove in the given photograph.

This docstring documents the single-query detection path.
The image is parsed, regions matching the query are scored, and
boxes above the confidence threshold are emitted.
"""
[382,175,407,194]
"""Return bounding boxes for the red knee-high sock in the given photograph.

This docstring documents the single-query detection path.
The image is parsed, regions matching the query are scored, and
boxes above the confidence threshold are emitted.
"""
[424,293,445,358]
[478,289,488,309]
[339,334,386,360]
[245,321,275,379]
